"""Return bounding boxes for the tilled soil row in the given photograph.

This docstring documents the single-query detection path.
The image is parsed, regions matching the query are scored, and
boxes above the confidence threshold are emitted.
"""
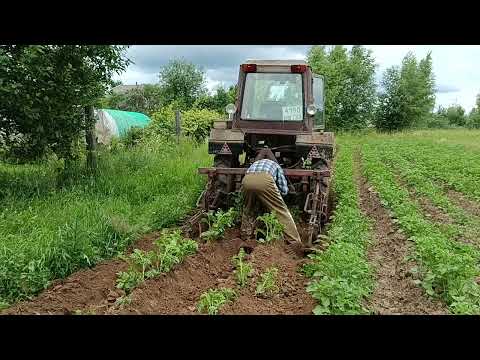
[354,151,448,315]
[446,189,480,218]
[392,172,479,246]
[3,227,314,315]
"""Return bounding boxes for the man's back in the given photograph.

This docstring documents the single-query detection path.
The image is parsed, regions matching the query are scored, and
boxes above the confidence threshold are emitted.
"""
[246,159,288,195]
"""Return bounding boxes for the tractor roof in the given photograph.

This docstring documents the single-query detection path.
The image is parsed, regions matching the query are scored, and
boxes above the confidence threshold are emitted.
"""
[244,59,308,66]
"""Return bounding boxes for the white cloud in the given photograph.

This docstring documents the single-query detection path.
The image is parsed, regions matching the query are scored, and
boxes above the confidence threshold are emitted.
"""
[117,45,480,112]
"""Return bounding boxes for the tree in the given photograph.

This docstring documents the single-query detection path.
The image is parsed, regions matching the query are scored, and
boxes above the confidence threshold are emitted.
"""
[375,51,436,131]
[195,85,237,114]
[467,94,480,129]
[307,45,377,130]
[158,59,207,110]
[442,105,466,127]
[101,84,163,116]
[0,45,130,161]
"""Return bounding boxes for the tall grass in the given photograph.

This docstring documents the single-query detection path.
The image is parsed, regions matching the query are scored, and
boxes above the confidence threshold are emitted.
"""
[0,139,211,305]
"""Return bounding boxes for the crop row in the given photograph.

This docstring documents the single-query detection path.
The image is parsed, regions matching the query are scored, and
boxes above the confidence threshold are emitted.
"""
[303,144,374,315]
[361,143,480,314]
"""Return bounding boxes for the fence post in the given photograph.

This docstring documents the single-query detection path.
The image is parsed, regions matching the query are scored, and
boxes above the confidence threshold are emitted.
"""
[85,106,97,171]
[175,110,181,144]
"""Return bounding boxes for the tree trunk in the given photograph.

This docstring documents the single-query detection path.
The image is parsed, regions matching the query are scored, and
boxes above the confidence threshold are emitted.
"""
[85,106,97,171]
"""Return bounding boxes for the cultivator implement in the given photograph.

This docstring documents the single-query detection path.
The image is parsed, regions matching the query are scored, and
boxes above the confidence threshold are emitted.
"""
[196,167,331,247]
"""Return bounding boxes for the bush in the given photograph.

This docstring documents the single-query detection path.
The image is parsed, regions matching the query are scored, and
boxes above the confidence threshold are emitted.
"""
[121,127,146,147]
[423,114,452,129]
[148,104,221,142]
[466,111,480,129]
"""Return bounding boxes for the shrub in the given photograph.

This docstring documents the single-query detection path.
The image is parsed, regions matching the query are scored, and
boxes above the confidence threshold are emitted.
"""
[148,104,221,142]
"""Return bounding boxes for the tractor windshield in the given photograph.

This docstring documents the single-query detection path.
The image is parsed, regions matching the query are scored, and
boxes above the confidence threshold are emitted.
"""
[241,73,304,121]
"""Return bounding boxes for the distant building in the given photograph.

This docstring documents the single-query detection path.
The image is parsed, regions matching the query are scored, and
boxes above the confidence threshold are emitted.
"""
[111,83,145,95]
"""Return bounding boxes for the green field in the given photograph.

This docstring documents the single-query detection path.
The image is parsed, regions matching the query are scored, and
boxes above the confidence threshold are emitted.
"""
[2,129,480,314]
[0,140,210,306]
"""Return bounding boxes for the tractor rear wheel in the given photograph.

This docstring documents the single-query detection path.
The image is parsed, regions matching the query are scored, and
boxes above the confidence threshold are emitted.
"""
[211,154,237,209]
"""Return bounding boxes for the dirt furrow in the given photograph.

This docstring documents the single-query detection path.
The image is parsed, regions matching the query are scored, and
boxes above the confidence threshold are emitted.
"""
[109,228,314,315]
[354,151,448,315]
[446,189,480,218]
[2,232,163,315]
[3,226,314,315]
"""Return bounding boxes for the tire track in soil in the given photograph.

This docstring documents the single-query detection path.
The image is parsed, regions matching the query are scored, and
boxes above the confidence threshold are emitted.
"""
[354,151,448,315]
[3,227,315,315]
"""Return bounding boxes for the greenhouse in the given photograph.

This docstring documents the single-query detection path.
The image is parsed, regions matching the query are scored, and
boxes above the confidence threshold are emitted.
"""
[95,109,151,144]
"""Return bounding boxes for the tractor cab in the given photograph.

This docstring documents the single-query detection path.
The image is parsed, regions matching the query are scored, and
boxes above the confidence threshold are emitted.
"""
[231,59,326,134]
[207,60,333,168]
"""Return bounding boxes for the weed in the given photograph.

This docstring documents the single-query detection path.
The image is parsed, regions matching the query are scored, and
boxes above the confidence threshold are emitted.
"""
[255,267,279,297]
[255,212,285,243]
[232,248,253,287]
[197,287,237,315]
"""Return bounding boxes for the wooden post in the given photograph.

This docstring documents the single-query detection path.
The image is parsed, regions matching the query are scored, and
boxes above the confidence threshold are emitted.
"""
[175,110,181,144]
[85,106,97,171]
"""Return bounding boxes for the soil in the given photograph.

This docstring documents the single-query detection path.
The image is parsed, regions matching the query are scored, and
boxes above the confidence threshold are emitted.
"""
[354,151,448,315]
[393,174,478,245]
[446,189,480,218]
[3,227,315,315]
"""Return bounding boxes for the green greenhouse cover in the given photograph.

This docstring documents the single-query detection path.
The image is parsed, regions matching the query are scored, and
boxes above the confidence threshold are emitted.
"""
[103,109,151,136]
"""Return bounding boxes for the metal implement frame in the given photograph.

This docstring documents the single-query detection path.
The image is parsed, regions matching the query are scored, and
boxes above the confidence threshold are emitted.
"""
[197,167,331,246]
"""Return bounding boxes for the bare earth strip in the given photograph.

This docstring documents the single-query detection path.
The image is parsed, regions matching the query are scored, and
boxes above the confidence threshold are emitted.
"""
[354,152,448,315]
[2,228,314,315]
[446,189,480,218]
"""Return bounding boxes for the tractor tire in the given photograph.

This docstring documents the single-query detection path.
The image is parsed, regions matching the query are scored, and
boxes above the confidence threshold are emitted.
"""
[211,154,236,209]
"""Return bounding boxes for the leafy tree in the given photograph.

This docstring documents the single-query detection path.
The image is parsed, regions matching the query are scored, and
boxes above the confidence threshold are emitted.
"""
[0,45,129,161]
[100,84,163,116]
[158,59,207,110]
[307,45,377,130]
[375,51,436,131]
[467,94,480,129]
[195,85,237,114]
[437,104,466,127]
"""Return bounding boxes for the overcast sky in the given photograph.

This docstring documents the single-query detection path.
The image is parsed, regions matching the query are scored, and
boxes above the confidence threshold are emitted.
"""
[115,45,480,112]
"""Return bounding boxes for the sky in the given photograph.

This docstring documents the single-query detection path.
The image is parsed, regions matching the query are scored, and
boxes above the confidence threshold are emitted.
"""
[115,45,480,112]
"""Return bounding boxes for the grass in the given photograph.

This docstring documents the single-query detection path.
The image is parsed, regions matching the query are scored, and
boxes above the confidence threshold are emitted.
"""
[0,138,210,306]
[303,143,374,315]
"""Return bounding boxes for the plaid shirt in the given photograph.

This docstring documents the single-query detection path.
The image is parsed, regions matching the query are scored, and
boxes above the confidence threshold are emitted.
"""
[246,159,289,196]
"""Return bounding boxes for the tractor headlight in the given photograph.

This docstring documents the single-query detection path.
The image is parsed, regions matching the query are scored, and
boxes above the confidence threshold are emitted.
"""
[307,104,317,116]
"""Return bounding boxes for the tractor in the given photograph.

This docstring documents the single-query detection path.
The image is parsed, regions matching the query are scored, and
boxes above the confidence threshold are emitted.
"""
[196,60,335,247]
